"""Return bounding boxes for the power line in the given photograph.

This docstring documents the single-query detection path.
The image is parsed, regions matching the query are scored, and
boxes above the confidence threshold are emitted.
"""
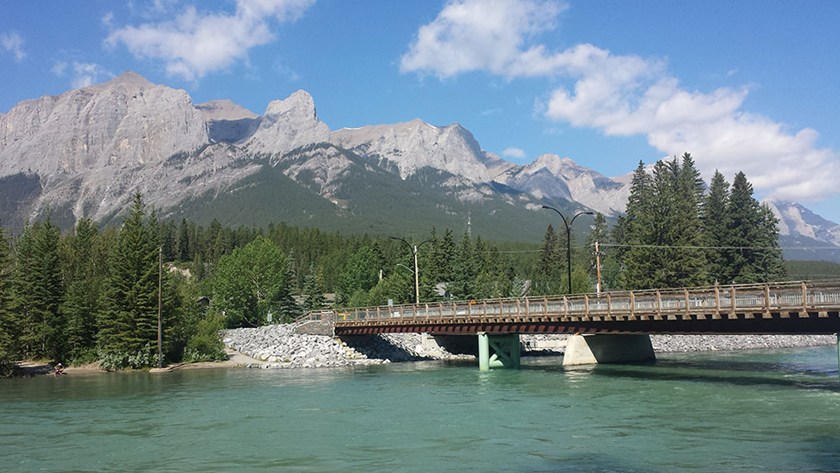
[597,242,840,251]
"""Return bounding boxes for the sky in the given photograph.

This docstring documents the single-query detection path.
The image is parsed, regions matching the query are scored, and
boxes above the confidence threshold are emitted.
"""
[2,0,840,221]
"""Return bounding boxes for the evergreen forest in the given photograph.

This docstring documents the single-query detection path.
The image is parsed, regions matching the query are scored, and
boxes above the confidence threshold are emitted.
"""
[0,159,789,375]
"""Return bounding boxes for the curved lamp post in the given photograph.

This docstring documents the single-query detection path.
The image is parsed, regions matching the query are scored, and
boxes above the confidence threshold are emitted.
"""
[541,206,594,294]
[391,237,432,304]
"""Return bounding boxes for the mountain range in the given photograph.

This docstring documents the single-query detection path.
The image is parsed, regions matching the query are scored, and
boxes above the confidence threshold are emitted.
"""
[1,72,839,261]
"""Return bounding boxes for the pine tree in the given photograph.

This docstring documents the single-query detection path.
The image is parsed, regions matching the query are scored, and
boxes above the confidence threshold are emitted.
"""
[668,154,708,287]
[98,194,164,360]
[451,231,476,300]
[302,264,327,312]
[426,229,457,300]
[704,170,732,283]
[276,258,302,322]
[61,219,102,362]
[620,161,659,289]
[11,217,64,361]
[0,226,15,375]
[727,172,764,283]
[754,203,787,282]
[336,243,380,305]
[539,224,560,277]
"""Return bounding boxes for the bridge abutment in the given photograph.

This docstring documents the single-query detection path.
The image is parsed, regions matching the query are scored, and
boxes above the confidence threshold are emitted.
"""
[562,334,656,366]
[477,332,521,370]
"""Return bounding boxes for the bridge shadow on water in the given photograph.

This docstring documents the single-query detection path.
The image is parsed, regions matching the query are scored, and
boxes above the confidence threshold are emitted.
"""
[548,358,840,393]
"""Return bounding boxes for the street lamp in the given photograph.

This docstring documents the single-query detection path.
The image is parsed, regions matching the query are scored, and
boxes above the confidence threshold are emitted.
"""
[390,237,432,304]
[541,206,594,295]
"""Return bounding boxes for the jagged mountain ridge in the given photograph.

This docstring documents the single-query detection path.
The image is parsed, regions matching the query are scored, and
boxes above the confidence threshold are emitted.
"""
[1,71,839,255]
[0,72,624,236]
[765,200,840,262]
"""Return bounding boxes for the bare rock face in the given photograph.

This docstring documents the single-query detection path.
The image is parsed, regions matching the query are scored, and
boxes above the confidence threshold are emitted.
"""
[0,72,264,224]
[197,99,258,144]
[242,90,331,155]
[0,71,208,176]
[331,119,513,183]
[498,153,630,216]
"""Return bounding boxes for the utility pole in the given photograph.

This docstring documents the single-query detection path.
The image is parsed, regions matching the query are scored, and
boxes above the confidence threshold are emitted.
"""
[595,240,602,296]
[391,237,432,304]
[157,246,163,369]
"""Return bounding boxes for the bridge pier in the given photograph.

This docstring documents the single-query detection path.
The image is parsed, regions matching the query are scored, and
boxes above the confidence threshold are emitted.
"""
[562,334,656,367]
[477,332,521,371]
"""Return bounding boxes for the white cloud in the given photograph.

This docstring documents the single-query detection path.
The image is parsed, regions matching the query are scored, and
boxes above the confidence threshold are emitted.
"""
[1,31,26,62]
[502,147,526,159]
[52,60,112,88]
[51,61,68,77]
[400,0,565,77]
[106,0,314,81]
[402,0,840,203]
[69,63,112,88]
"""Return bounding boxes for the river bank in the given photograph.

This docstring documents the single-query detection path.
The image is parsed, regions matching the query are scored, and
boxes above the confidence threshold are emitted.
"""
[221,324,837,369]
[10,328,835,376]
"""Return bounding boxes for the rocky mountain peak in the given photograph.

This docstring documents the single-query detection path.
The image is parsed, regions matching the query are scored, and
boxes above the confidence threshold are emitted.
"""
[263,90,318,119]
[765,200,840,246]
[242,90,330,154]
[89,71,154,91]
[529,153,580,176]
[0,71,207,177]
[331,118,497,182]
[196,99,257,121]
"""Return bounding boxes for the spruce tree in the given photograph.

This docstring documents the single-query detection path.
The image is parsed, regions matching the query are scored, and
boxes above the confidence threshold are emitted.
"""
[668,154,708,287]
[754,203,787,282]
[11,217,64,361]
[0,226,15,374]
[302,264,327,312]
[98,194,163,360]
[727,172,764,283]
[426,229,456,299]
[61,219,102,362]
[704,170,732,283]
[620,161,658,289]
[451,231,476,300]
[539,224,560,277]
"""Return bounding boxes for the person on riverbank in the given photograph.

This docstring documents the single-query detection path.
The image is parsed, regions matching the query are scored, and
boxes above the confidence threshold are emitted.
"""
[53,363,64,376]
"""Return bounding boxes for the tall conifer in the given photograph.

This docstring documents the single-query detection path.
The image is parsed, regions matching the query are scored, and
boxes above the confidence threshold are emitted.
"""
[0,226,15,373]
[98,194,162,358]
[11,217,64,360]
[704,170,732,283]
[61,219,102,362]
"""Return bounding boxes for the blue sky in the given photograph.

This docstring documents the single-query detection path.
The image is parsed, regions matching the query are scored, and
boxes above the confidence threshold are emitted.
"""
[2,0,840,220]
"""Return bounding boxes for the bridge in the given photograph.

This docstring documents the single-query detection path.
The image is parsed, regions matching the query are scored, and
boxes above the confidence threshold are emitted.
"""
[304,280,840,370]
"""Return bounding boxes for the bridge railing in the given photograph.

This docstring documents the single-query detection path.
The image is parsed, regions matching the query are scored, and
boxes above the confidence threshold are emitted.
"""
[306,280,840,325]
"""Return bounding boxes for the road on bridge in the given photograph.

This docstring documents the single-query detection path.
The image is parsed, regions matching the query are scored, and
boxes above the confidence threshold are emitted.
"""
[304,281,840,336]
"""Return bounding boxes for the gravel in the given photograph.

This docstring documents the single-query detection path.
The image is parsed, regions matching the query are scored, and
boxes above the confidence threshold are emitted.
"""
[223,325,837,370]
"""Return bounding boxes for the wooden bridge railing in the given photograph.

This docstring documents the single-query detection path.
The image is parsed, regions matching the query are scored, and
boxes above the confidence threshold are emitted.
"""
[304,281,840,326]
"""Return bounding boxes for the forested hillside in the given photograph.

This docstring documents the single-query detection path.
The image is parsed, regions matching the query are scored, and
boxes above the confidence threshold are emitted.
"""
[0,158,793,375]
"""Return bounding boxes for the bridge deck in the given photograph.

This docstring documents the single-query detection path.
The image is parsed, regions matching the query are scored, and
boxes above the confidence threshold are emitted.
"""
[307,281,840,336]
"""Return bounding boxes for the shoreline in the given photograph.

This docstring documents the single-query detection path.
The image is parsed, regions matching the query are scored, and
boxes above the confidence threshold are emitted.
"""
[10,329,837,376]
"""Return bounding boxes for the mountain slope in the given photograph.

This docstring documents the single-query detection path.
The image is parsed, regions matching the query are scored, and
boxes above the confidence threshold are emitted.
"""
[2,71,839,258]
[766,200,840,262]
[498,154,629,216]
[331,120,515,182]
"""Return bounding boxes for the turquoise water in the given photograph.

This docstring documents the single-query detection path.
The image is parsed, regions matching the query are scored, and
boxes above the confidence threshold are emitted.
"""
[2,347,839,472]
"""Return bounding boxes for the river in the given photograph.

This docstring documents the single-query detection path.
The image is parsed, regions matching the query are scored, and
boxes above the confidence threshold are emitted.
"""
[2,347,839,472]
